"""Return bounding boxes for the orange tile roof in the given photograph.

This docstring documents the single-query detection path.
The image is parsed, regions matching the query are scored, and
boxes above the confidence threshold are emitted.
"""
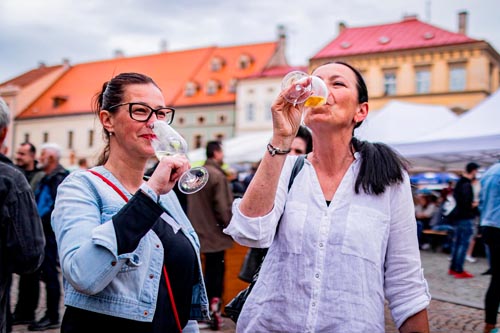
[312,17,478,59]
[174,42,278,106]
[17,42,278,119]
[0,65,64,88]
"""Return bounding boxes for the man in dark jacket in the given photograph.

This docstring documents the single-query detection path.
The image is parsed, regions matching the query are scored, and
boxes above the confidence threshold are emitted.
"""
[11,142,45,325]
[27,143,69,331]
[0,98,45,333]
[449,162,480,279]
[187,141,233,330]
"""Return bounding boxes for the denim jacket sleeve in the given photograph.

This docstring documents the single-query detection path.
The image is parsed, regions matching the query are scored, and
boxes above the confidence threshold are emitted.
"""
[1,165,45,274]
[52,171,147,294]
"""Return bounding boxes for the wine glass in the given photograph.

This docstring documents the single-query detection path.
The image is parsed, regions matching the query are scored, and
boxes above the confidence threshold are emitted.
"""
[281,71,328,107]
[150,120,209,194]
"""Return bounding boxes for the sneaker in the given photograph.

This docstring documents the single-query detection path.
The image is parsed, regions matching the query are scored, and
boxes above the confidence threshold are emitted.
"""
[466,255,477,263]
[448,269,459,276]
[209,297,222,331]
[482,269,493,276]
[454,271,474,279]
[28,316,60,331]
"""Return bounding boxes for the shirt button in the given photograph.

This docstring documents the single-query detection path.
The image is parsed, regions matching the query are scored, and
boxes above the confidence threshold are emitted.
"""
[144,310,148,316]
[319,242,324,248]
[315,273,320,279]
[312,302,316,307]
[156,244,160,248]
[111,261,117,266]
[149,274,154,279]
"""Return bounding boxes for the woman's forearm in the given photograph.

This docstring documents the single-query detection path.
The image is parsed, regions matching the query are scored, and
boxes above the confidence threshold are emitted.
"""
[399,309,429,333]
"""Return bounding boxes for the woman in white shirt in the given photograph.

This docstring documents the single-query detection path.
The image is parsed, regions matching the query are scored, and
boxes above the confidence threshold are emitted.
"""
[224,62,431,333]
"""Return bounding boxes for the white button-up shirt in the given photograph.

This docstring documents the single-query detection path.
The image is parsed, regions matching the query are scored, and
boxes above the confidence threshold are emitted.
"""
[224,154,430,333]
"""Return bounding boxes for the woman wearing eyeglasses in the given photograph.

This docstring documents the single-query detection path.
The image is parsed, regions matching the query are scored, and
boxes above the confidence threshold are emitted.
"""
[52,72,209,333]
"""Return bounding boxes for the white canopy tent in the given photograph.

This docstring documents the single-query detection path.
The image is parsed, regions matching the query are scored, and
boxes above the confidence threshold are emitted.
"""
[188,130,272,164]
[354,100,458,144]
[392,89,500,170]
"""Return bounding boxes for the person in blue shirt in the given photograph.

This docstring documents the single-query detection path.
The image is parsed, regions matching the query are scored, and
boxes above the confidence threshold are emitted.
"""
[479,161,500,333]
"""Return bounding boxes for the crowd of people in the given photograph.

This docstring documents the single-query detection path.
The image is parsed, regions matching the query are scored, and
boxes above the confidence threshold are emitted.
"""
[0,61,499,333]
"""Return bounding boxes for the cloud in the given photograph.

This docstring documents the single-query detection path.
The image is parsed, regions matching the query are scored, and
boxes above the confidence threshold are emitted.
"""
[1,0,499,82]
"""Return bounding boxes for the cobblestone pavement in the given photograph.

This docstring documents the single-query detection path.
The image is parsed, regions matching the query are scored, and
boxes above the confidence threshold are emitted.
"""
[11,250,495,332]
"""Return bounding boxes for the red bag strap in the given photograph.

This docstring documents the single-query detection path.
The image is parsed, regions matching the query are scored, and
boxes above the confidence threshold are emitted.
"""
[87,170,183,332]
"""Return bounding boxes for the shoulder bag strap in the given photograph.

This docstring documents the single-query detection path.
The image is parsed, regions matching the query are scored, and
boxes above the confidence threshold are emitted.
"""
[87,170,183,332]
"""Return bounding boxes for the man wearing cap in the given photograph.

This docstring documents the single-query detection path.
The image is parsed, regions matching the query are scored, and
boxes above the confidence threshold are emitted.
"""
[448,162,480,279]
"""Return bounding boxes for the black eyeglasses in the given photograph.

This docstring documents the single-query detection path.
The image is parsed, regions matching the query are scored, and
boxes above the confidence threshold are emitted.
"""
[108,102,175,124]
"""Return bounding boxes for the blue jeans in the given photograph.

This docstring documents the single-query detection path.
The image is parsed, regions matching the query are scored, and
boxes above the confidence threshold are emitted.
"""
[450,219,474,273]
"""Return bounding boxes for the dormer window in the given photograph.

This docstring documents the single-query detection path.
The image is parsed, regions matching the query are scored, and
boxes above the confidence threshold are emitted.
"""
[185,82,199,97]
[210,57,225,72]
[238,54,253,69]
[52,95,68,108]
[206,80,221,95]
[228,79,237,93]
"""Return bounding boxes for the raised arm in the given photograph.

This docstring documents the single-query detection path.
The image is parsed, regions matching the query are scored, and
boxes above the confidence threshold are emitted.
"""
[239,93,303,217]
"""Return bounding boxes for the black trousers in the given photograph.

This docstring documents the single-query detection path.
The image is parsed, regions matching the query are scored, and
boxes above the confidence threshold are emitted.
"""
[483,226,500,325]
[204,251,225,301]
[13,272,39,319]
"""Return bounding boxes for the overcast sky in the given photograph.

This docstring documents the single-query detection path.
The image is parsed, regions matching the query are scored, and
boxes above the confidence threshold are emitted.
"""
[1,0,499,83]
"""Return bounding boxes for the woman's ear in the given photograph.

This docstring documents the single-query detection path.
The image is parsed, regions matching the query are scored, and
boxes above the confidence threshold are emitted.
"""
[354,102,369,124]
[99,110,114,134]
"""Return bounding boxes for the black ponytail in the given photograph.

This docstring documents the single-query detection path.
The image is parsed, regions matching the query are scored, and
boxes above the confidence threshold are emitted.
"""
[351,137,408,195]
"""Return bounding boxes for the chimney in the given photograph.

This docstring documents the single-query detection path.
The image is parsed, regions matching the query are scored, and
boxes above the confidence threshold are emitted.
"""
[338,22,346,34]
[160,39,168,52]
[62,58,71,69]
[38,62,46,68]
[114,49,125,58]
[264,24,288,69]
[403,14,418,21]
[458,11,468,34]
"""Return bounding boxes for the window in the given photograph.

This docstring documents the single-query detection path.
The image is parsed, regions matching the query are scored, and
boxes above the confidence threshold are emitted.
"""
[194,135,202,149]
[245,103,255,122]
[218,115,226,124]
[197,116,205,125]
[264,101,273,121]
[228,79,237,93]
[178,117,185,125]
[68,130,74,149]
[210,57,225,71]
[185,82,199,97]
[52,96,67,108]
[415,69,431,94]
[43,132,49,143]
[24,133,30,143]
[216,134,224,141]
[88,129,94,148]
[206,80,220,95]
[449,66,466,91]
[238,54,253,69]
[383,72,397,96]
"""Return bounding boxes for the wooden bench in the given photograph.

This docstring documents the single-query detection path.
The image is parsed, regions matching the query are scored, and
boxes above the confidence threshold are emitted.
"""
[422,229,449,252]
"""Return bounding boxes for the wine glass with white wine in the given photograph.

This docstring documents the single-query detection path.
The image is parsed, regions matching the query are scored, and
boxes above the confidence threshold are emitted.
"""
[150,120,209,194]
[281,71,328,107]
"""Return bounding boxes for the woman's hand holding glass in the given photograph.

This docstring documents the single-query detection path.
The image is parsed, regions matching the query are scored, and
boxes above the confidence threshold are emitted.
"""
[149,120,209,194]
[281,71,328,107]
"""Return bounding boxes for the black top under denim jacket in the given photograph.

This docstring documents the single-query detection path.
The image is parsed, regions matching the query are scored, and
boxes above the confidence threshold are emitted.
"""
[62,190,197,333]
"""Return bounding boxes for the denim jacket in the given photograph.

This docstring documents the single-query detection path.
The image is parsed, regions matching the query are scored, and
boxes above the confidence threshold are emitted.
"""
[480,162,500,228]
[51,166,209,322]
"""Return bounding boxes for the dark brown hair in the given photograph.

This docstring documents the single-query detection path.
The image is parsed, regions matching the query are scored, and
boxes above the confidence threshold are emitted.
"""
[92,72,159,165]
[314,62,407,195]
